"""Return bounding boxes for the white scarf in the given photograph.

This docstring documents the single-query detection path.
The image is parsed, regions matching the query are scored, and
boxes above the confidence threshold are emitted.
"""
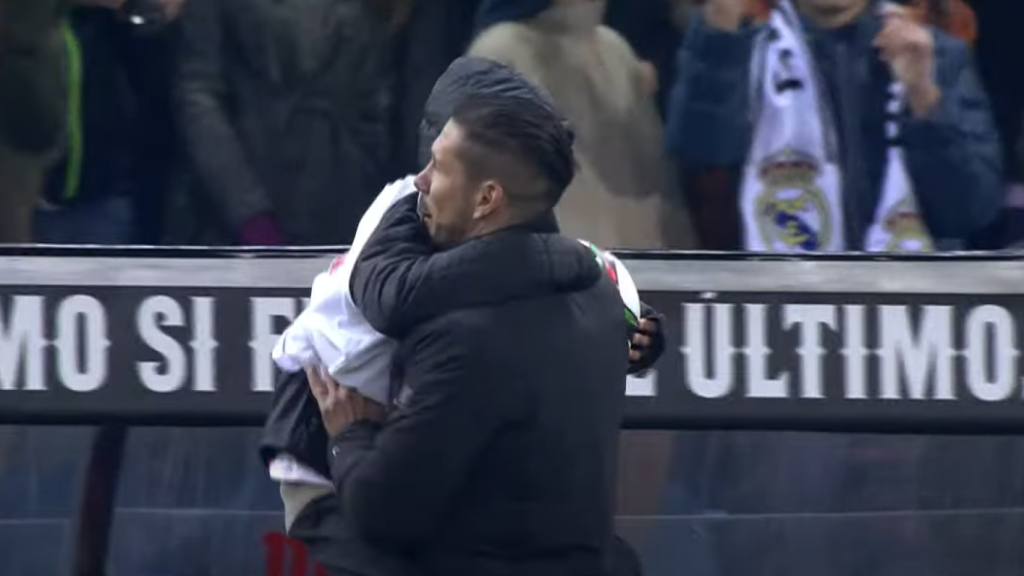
[740,0,934,252]
[268,176,417,489]
[271,176,419,403]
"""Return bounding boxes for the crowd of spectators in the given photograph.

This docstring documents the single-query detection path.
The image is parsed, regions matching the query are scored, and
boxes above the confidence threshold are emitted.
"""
[0,0,1019,251]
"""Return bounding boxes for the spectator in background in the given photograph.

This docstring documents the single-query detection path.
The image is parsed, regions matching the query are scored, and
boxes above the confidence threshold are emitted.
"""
[176,0,401,246]
[0,0,65,243]
[907,0,975,45]
[468,0,698,250]
[747,0,977,44]
[35,0,182,245]
[679,0,980,250]
[603,0,691,115]
[973,0,1024,249]
[899,0,1024,251]
[123,0,186,245]
[666,0,1002,252]
[387,0,484,177]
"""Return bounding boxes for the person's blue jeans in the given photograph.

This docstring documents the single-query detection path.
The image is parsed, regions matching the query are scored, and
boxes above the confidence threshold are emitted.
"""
[34,196,133,245]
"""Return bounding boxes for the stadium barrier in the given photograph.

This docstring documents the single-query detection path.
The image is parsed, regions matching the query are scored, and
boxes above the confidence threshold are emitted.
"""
[3,246,1024,576]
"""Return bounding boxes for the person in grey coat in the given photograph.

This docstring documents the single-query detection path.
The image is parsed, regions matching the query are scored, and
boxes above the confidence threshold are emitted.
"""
[176,0,398,246]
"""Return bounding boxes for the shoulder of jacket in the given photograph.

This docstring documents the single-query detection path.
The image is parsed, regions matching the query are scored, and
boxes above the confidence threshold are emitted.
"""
[594,25,637,55]
[931,27,968,57]
[469,22,538,56]
[930,28,972,80]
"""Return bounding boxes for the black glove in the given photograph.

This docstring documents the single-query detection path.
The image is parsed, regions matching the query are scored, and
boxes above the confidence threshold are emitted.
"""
[628,301,665,375]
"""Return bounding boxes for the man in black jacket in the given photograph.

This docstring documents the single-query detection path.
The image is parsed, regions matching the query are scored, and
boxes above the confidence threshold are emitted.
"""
[262,58,663,576]
[307,86,630,576]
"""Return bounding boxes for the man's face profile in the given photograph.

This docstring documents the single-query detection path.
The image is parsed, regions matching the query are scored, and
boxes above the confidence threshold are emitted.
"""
[414,120,492,248]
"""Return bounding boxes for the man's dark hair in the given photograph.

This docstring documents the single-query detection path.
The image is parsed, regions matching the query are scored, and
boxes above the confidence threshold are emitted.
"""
[449,92,576,217]
[419,57,565,168]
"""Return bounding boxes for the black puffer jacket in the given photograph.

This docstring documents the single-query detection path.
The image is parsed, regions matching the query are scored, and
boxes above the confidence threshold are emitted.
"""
[326,57,643,576]
[259,194,641,576]
[260,56,656,576]
[260,57,663,476]
[339,193,628,576]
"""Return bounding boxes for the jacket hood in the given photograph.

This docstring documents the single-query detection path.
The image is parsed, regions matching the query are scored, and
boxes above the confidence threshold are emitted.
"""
[474,0,607,35]
[418,55,565,168]
[473,0,552,33]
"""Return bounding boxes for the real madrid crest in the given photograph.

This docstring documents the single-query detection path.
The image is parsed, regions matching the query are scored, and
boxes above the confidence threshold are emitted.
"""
[756,149,832,251]
[881,198,934,252]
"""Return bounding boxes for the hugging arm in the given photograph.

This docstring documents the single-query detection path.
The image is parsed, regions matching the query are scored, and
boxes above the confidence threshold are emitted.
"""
[350,194,668,370]
[350,196,586,338]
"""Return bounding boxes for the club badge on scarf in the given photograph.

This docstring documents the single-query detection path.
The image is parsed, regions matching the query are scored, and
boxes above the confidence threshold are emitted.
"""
[740,0,934,253]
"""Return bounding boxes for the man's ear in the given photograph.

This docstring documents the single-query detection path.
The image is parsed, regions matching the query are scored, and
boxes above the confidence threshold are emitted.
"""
[473,180,504,220]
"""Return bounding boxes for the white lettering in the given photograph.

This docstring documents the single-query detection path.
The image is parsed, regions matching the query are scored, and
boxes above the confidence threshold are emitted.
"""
[137,296,187,393]
[681,303,735,398]
[55,295,109,392]
[0,296,46,391]
[841,305,869,399]
[250,298,297,392]
[784,304,836,398]
[963,305,1017,401]
[879,305,954,400]
[190,297,218,392]
[745,304,788,398]
[625,370,657,397]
